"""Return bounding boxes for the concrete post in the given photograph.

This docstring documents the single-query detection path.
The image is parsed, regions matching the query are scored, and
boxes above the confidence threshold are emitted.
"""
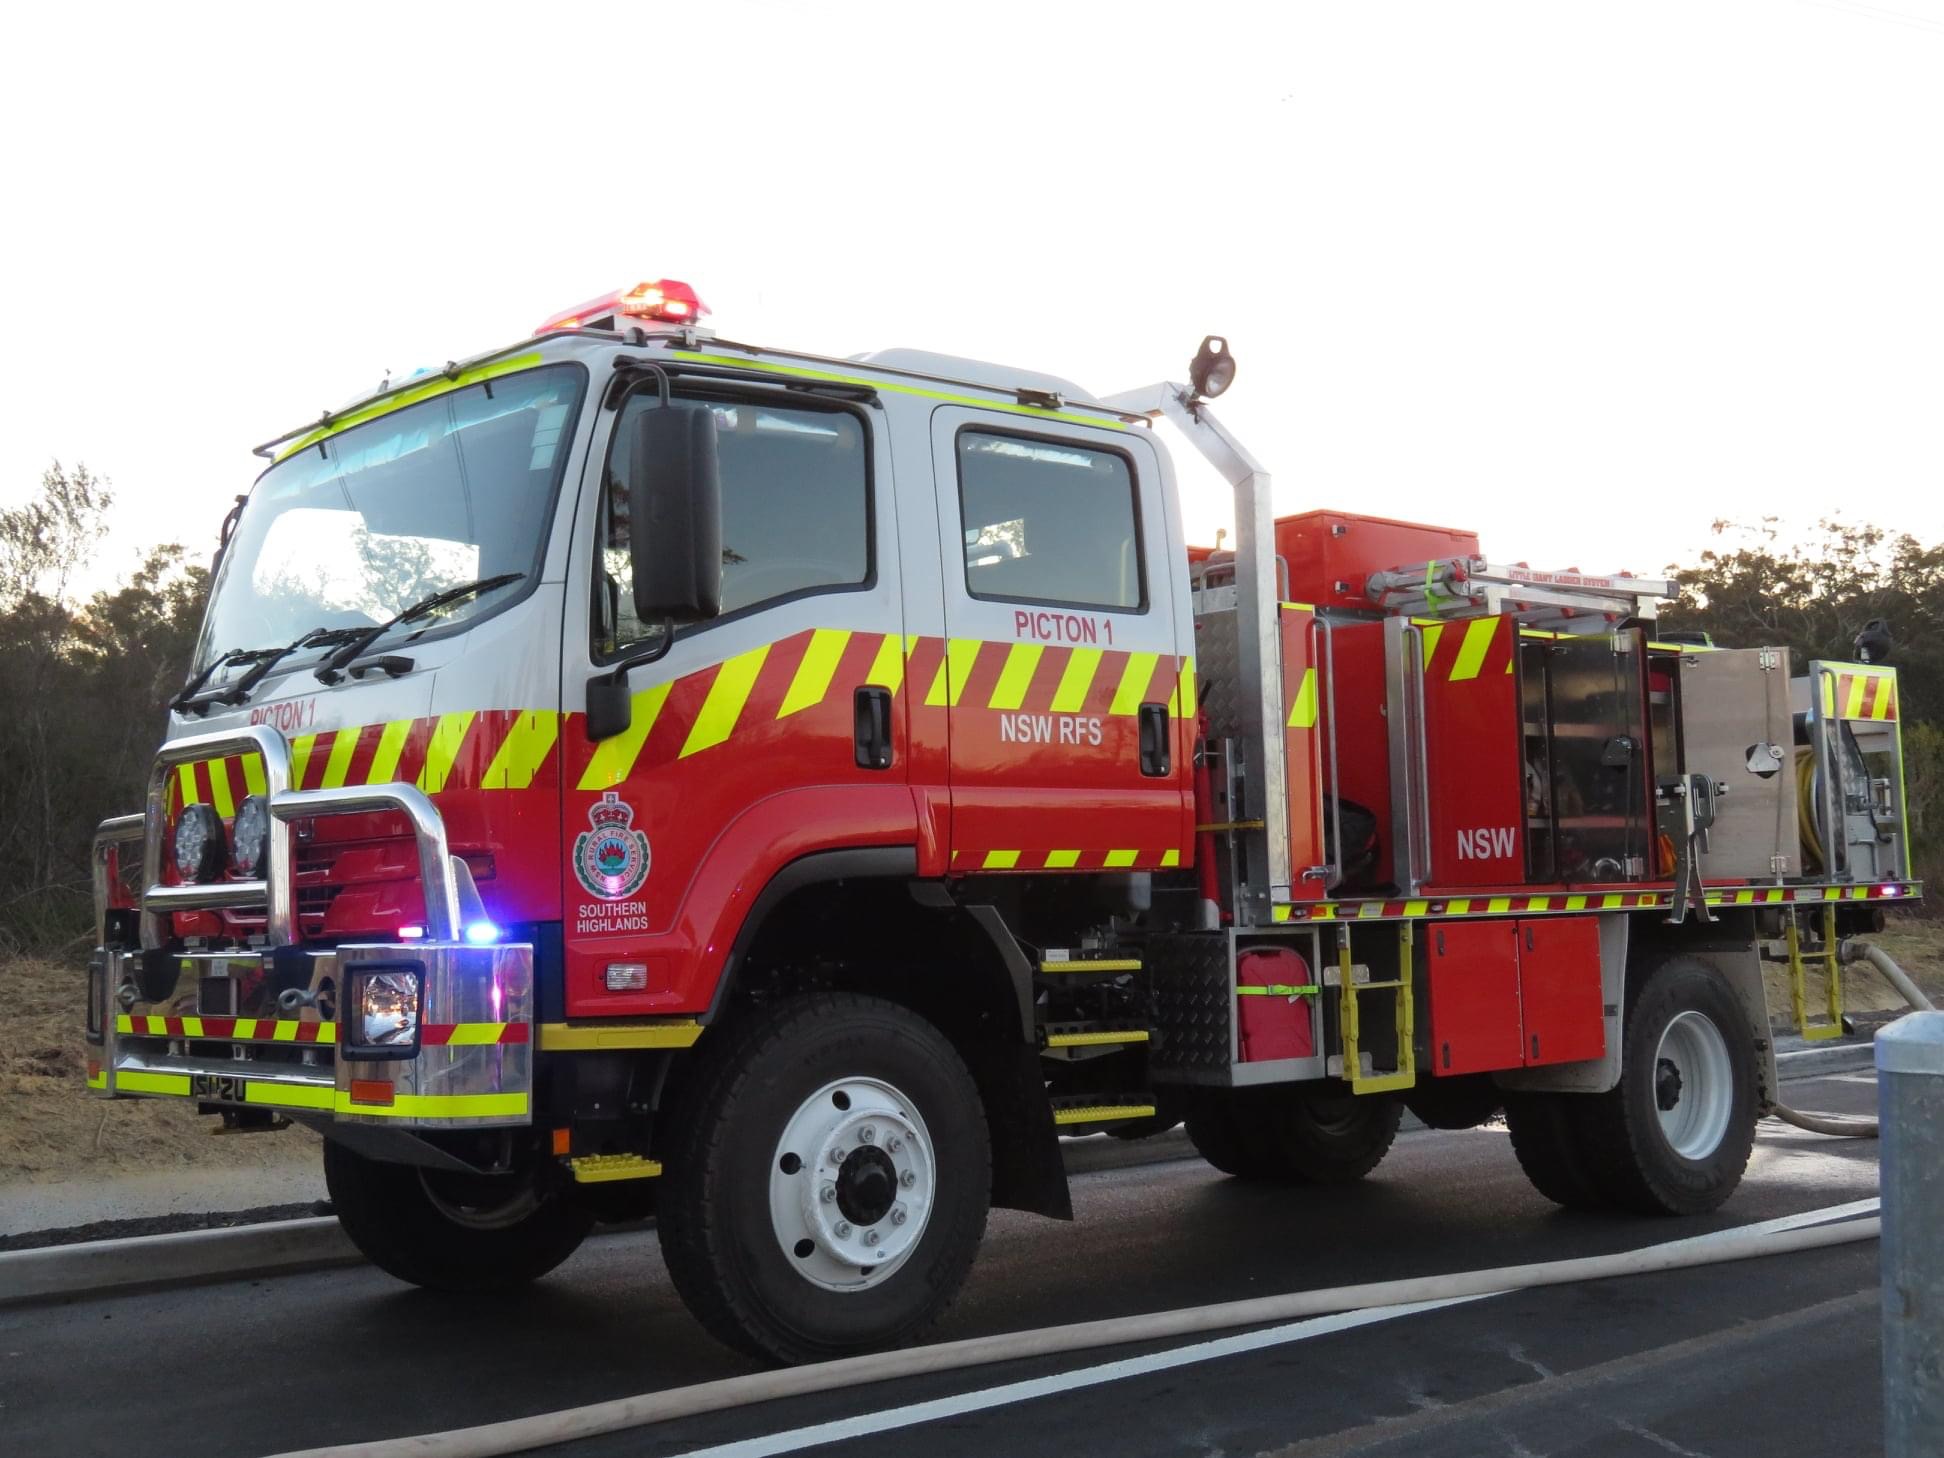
[1878,1010,1944,1456]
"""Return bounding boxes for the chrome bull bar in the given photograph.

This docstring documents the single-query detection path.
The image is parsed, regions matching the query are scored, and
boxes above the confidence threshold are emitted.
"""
[104,724,464,947]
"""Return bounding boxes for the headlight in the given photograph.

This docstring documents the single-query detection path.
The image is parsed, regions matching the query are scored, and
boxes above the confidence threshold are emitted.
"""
[347,967,421,1058]
[230,794,270,877]
[172,803,225,883]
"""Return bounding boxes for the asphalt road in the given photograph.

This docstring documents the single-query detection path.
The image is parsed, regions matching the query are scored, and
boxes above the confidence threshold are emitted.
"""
[0,1069,1886,1458]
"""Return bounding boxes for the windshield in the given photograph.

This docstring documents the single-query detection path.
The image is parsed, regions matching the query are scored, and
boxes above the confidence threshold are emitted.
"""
[195,362,586,674]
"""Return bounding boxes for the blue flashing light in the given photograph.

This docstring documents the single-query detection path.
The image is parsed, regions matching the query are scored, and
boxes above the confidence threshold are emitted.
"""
[463,920,502,946]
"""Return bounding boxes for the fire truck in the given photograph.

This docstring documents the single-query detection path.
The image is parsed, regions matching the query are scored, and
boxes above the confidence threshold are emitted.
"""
[85,280,1917,1363]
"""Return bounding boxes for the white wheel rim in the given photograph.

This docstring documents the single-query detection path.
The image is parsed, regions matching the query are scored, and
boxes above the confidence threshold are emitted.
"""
[769,1076,935,1292]
[1654,1010,1733,1160]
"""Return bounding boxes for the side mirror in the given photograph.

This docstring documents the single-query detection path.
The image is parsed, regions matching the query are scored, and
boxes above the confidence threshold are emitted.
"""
[586,674,634,743]
[628,403,722,623]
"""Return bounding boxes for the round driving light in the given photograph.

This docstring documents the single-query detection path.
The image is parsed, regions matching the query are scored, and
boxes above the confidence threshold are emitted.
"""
[230,794,271,877]
[1189,334,1236,400]
[172,803,225,883]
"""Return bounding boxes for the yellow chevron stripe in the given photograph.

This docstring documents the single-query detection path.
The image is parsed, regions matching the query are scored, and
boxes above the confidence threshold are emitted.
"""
[368,718,412,784]
[865,633,917,696]
[1450,617,1498,681]
[1845,674,1868,720]
[482,710,560,790]
[1045,849,1080,868]
[1419,623,1445,670]
[290,734,318,788]
[682,644,771,758]
[207,758,236,818]
[177,764,199,807]
[925,639,983,708]
[320,728,361,789]
[416,712,476,793]
[1109,652,1160,715]
[777,629,851,718]
[443,1023,511,1046]
[983,849,1021,869]
[578,681,673,789]
[1173,657,1197,718]
[1051,647,1103,712]
[1288,667,1319,729]
[1161,848,1181,867]
[241,753,267,797]
[1103,849,1139,868]
[1871,676,1894,720]
[988,643,1044,711]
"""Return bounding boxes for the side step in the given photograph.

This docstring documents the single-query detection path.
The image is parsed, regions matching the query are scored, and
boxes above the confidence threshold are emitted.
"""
[1038,951,1142,976]
[1051,1094,1158,1129]
[569,1154,663,1183]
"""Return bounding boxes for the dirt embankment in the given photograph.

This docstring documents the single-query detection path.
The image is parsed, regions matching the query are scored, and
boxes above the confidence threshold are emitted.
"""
[1,956,317,1183]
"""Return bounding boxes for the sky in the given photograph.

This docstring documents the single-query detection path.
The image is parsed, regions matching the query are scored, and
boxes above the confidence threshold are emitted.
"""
[2,0,1941,597]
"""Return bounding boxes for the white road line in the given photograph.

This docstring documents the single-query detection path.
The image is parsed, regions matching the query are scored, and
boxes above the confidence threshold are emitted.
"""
[668,1198,1879,1458]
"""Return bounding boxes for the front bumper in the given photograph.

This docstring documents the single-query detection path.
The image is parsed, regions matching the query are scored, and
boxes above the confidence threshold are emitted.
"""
[87,941,534,1128]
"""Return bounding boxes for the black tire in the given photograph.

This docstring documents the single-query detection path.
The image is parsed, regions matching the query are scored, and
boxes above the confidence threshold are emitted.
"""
[1577,956,1759,1215]
[1504,1091,1610,1210]
[1404,1076,1504,1131]
[657,993,991,1364]
[1187,1085,1401,1183]
[322,1140,593,1291]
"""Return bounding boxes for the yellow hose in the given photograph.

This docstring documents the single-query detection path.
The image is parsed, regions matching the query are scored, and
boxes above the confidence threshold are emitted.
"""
[1795,747,1823,873]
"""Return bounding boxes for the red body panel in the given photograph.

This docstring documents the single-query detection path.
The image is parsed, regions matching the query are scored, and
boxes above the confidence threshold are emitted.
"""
[1421,615,1525,888]
[1517,916,1606,1065]
[1274,511,1480,614]
[1425,919,1524,1075]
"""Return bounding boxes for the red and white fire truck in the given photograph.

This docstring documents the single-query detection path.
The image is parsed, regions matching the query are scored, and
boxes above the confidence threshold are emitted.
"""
[86,280,1917,1362]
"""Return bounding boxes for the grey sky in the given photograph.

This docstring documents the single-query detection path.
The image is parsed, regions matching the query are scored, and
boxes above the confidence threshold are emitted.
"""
[3,0,1939,592]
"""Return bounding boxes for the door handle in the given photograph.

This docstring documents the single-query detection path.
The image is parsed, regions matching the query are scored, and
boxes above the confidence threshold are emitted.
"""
[1138,702,1171,778]
[854,686,893,770]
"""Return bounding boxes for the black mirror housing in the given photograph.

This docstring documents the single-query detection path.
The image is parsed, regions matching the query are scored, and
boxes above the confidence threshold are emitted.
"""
[627,404,722,623]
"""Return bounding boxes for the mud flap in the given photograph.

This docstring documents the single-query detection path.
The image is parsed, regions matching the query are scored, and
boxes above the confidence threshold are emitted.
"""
[970,1038,1072,1220]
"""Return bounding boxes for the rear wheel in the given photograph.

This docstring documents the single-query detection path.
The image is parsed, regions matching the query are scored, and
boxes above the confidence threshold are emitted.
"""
[1579,957,1758,1215]
[657,993,991,1364]
[1504,1092,1609,1210]
[323,1140,593,1291]
[1187,1084,1401,1183]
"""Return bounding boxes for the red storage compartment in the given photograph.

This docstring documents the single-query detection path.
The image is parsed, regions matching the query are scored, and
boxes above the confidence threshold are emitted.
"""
[1421,613,1526,888]
[1426,920,1523,1076]
[1518,916,1606,1066]
[1236,947,1316,1062]
[1275,510,1480,614]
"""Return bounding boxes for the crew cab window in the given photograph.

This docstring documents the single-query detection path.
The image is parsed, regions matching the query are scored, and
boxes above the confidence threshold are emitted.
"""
[957,430,1144,611]
[599,395,870,654]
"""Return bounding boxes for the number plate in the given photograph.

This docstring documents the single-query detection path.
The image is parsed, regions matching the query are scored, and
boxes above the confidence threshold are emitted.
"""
[190,1073,249,1102]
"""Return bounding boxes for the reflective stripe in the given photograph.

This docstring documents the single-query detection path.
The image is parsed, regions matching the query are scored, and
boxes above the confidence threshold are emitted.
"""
[240,753,267,797]
[320,728,360,789]
[177,764,200,807]
[207,758,236,818]
[925,639,983,708]
[681,644,770,758]
[482,710,560,789]
[1160,848,1181,867]
[1846,674,1869,720]
[578,680,672,789]
[1044,849,1081,868]
[1103,849,1139,868]
[1419,623,1445,669]
[777,629,851,718]
[1288,667,1319,729]
[983,849,1021,869]
[1109,652,1160,715]
[118,1070,191,1097]
[669,349,1131,431]
[1174,657,1197,719]
[988,643,1044,711]
[538,1020,703,1051]
[290,734,318,789]
[865,633,916,695]
[416,712,476,793]
[1450,617,1498,681]
[1235,984,1317,997]
[335,1091,529,1119]
[246,1083,334,1111]
[275,353,547,462]
[1051,647,1103,712]
[85,1069,108,1090]
[368,718,413,784]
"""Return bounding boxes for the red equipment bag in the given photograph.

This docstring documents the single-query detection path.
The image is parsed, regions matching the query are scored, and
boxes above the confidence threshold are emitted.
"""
[1236,946,1316,1062]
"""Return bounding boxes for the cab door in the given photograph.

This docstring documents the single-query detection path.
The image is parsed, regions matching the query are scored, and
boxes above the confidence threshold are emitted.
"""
[928,408,1190,873]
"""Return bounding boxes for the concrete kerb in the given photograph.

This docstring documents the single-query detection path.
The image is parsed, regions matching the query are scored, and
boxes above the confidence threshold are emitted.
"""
[0,1043,1872,1309]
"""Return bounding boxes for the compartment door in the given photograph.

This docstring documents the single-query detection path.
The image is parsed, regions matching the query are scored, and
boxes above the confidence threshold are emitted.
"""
[1425,919,1523,1076]
[1516,916,1605,1066]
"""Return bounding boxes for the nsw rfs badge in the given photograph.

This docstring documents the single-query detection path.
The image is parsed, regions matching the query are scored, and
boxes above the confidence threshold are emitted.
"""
[574,791,651,900]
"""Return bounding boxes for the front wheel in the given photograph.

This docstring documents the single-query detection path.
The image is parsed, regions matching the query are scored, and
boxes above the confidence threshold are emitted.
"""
[657,993,992,1364]
[323,1140,593,1291]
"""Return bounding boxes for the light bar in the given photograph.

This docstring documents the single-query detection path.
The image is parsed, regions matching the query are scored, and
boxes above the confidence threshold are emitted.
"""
[535,279,708,334]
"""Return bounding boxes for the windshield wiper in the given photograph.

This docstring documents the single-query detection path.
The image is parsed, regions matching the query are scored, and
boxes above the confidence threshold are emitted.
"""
[172,645,291,712]
[174,628,367,715]
[315,572,526,684]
